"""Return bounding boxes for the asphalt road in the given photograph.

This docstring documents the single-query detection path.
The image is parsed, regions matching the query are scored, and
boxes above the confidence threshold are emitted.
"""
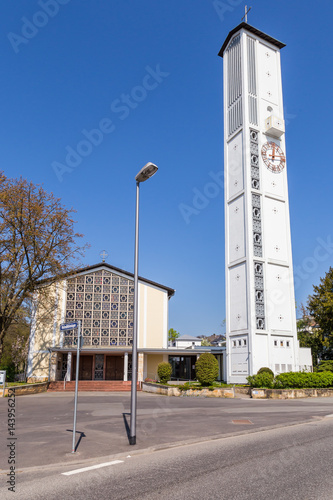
[1,392,333,472]
[1,416,333,499]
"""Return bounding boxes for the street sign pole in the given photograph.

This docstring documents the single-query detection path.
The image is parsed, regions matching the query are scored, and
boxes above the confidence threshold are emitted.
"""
[72,320,81,453]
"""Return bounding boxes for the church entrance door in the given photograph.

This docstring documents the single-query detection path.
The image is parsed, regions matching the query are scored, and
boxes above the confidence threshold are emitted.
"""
[105,356,124,380]
[72,355,93,380]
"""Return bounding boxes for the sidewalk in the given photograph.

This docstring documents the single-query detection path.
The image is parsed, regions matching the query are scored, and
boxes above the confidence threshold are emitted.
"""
[1,391,332,472]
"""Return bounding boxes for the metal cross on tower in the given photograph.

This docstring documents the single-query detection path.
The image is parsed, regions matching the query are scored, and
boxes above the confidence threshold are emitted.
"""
[99,250,108,262]
[241,5,252,23]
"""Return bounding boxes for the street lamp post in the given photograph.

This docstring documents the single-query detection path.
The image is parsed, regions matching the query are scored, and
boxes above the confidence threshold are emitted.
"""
[130,162,158,445]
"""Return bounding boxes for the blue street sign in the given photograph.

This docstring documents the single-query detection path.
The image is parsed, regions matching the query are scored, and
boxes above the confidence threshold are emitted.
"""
[60,322,78,331]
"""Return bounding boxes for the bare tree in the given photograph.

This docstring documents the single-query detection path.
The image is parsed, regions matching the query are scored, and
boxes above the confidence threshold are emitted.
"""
[0,172,87,359]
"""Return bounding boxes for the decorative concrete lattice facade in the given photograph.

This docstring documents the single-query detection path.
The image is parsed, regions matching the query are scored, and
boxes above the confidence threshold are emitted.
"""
[64,269,134,347]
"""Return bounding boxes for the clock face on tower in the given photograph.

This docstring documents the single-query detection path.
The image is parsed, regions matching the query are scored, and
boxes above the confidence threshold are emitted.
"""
[261,141,285,173]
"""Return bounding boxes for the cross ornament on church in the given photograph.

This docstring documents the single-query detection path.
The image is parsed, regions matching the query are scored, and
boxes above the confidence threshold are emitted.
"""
[100,250,109,263]
[241,5,252,23]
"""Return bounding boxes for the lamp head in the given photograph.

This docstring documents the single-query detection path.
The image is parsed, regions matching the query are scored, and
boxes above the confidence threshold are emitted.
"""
[135,162,158,183]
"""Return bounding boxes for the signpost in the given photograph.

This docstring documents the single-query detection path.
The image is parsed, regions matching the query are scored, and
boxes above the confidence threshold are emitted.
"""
[0,370,6,397]
[60,321,81,453]
[60,322,78,331]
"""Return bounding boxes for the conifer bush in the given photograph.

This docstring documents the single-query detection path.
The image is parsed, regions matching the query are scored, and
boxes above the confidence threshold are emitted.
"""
[195,353,219,386]
[157,362,172,384]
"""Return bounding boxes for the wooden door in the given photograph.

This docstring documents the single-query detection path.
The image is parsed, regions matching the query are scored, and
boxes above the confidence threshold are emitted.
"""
[72,355,93,380]
[105,356,124,380]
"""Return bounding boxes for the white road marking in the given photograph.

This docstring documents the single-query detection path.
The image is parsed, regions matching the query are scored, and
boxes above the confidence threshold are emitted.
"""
[62,460,124,476]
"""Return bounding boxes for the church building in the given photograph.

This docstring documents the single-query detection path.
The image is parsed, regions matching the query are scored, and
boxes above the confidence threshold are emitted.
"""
[27,262,175,385]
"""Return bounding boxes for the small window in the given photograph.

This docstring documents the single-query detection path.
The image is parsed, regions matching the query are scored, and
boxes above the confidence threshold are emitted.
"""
[232,340,236,347]
[286,341,290,347]
[243,339,247,346]
[238,340,242,346]
[280,341,284,347]
[274,340,277,346]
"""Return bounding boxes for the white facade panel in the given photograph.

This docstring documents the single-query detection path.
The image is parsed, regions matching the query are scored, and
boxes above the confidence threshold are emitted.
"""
[271,335,294,373]
[263,197,288,262]
[229,263,248,332]
[261,155,286,199]
[230,335,249,374]
[228,195,246,263]
[258,43,279,106]
[299,347,312,371]
[266,263,293,332]
[253,334,268,374]
[227,131,244,199]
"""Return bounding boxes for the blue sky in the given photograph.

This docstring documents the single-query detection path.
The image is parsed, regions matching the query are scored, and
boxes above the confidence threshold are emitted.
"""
[1,0,332,336]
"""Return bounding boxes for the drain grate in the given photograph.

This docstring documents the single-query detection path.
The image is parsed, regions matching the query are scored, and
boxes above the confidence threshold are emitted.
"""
[232,419,253,425]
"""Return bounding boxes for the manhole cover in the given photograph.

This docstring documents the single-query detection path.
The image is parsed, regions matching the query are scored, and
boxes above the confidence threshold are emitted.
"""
[232,419,253,425]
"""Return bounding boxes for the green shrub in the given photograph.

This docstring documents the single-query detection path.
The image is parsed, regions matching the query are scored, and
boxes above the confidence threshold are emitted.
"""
[178,382,190,391]
[317,360,333,373]
[195,353,219,386]
[257,367,274,377]
[274,371,333,389]
[157,362,172,384]
[178,382,203,391]
[247,372,274,388]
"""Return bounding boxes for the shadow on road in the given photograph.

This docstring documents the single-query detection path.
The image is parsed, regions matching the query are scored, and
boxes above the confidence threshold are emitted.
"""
[122,412,131,443]
[66,429,86,452]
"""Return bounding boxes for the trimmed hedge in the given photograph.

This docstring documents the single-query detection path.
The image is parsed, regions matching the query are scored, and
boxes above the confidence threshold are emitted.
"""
[274,371,333,389]
[247,371,333,389]
[247,372,274,389]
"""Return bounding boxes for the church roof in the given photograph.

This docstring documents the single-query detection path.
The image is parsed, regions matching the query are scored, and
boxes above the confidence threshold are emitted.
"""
[38,262,175,298]
[218,22,286,57]
[74,262,175,297]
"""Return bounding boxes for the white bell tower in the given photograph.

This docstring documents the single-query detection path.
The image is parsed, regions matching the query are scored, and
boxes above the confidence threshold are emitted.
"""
[219,22,310,383]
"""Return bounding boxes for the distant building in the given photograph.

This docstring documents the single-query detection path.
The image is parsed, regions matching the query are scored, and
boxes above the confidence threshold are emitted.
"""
[171,335,202,349]
[210,335,226,347]
[297,316,319,334]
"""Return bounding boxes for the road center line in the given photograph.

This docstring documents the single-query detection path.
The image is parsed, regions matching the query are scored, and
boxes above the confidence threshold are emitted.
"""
[62,460,124,476]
